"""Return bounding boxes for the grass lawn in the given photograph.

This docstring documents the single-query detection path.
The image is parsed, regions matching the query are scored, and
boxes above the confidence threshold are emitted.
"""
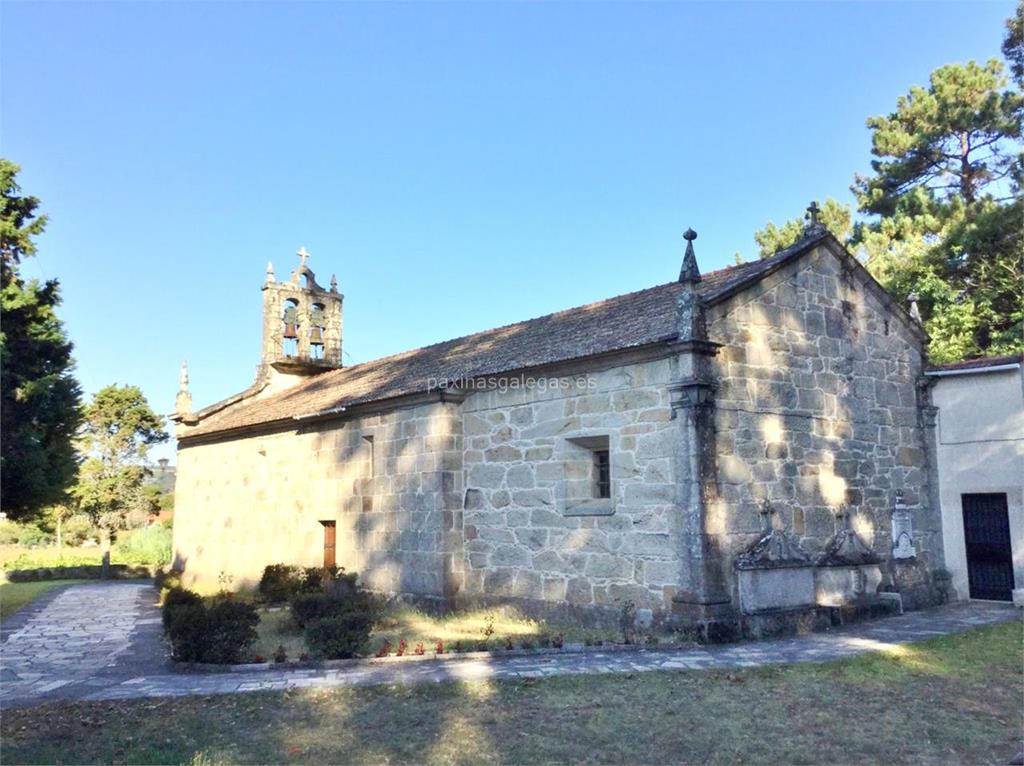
[251,603,620,660]
[0,579,86,623]
[3,619,1021,765]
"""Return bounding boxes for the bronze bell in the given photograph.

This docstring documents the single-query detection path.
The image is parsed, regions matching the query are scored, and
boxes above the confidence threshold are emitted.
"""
[283,323,298,339]
[310,326,324,343]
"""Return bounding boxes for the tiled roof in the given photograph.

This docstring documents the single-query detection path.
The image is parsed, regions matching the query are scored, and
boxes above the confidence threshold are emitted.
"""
[183,232,830,438]
[927,352,1023,374]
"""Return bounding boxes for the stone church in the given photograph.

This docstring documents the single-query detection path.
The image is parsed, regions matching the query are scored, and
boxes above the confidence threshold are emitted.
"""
[172,211,949,638]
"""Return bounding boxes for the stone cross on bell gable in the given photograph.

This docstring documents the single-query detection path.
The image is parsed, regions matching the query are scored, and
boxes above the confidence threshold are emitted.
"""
[297,247,310,269]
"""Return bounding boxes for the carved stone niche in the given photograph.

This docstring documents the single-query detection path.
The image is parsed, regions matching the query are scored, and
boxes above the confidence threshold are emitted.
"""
[734,502,816,615]
[814,505,883,607]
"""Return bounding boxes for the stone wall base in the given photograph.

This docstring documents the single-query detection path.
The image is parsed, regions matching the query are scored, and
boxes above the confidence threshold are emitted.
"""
[382,590,673,632]
[737,598,902,641]
[670,596,740,643]
[889,560,949,610]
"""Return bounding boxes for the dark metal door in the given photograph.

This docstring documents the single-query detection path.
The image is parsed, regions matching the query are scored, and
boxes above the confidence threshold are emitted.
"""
[962,493,1014,601]
[321,521,336,569]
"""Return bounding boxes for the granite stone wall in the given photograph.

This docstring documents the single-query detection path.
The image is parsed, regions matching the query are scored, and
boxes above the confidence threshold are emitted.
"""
[706,244,944,606]
[173,400,461,597]
[456,359,682,623]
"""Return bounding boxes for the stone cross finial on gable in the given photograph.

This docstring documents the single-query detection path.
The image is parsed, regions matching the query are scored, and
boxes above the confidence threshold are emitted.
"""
[806,201,821,227]
[297,247,310,269]
[678,228,701,284]
[179,359,189,390]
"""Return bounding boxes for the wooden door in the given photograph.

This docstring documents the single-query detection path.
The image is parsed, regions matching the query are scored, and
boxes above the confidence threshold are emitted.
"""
[962,493,1014,601]
[321,520,336,569]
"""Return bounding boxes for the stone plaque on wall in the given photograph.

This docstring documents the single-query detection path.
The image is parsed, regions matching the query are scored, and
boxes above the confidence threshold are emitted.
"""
[891,491,916,559]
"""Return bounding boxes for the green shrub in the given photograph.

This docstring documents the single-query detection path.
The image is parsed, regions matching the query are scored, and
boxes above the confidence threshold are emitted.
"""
[304,612,373,659]
[290,584,377,629]
[203,600,260,664]
[300,565,341,592]
[258,564,304,603]
[165,603,209,662]
[164,596,259,663]
[162,586,202,628]
[0,520,21,545]
[2,552,101,570]
[113,525,172,565]
[16,524,51,548]
[63,514,95,546]
[155,568,182,592]
[290,592,344,628]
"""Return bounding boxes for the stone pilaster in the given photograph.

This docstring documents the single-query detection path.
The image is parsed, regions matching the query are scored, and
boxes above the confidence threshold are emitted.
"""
[667,228,737,639]
[668,347,737,640]
[437,398,466,608]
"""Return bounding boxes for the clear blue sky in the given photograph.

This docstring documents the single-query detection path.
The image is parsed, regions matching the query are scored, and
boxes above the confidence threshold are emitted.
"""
[2,1,1015,463]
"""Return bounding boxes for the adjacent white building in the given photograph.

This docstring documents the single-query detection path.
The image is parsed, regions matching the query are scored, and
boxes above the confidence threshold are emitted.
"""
[928,353,1024,604]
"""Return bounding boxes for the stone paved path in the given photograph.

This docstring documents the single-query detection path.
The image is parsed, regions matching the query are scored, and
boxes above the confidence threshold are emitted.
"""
[1,581,166,706]
[0,582,1018,709]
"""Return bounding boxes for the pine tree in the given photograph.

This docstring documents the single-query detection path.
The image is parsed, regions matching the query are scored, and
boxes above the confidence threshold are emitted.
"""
[851,54,1023,362]
[0,159,83,518]
[72,385,168,561]
[750,6,1024,362]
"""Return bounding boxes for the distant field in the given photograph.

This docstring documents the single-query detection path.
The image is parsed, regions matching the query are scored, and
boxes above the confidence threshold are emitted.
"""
[0,545,105,569]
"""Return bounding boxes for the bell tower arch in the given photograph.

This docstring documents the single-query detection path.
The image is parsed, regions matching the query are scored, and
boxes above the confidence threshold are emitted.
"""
[258,247,343,390]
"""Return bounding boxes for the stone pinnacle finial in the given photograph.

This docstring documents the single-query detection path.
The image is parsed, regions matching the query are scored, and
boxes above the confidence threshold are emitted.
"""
[907,292,922,323]
[330,274,338,293]
[678,228,701,284]
[297,247,310,269]
[175,360,193,416]
[266,261,275,284]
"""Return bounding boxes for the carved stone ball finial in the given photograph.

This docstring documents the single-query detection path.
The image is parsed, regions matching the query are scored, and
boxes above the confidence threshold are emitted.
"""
[678,227,701,284]
[907,292,922,323]
[330,274,338,293]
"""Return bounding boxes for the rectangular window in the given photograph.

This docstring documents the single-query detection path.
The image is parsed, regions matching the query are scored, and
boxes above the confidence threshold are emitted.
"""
[594,449,611,499]
[562,435,614,516]
[362,434,375,478]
